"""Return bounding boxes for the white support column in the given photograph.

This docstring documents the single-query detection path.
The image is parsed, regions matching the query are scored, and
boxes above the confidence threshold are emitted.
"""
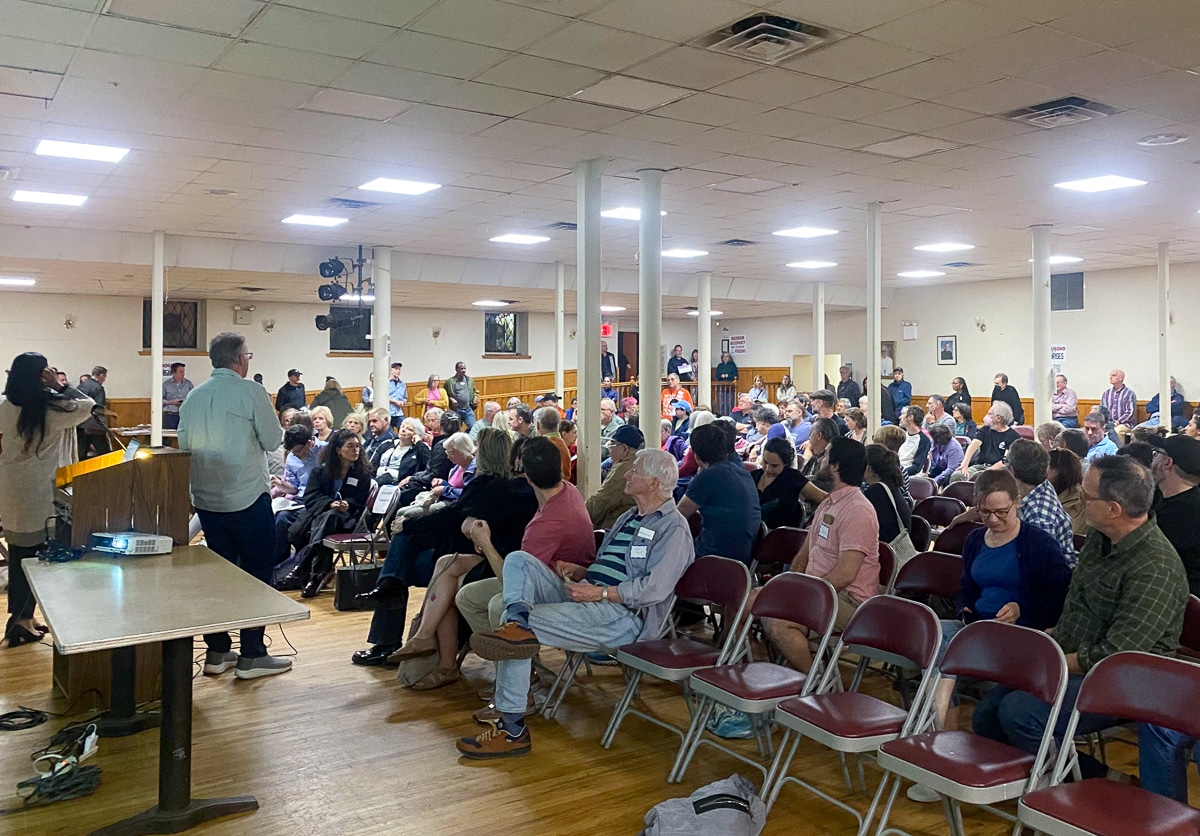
[1031,224,1053,427]
[555,260,565,400]
[575,159,604,498]
[638,168,665,418]
[696,271,712,408]
[1158,241,1171,429]
[372,246,392,410]
[812,282,826,392]
[866,203,882,433]
[150,230,165,446]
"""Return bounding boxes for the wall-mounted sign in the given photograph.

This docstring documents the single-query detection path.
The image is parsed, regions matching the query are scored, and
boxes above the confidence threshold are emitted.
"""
[599,322,613,338]
[729,334,747,355]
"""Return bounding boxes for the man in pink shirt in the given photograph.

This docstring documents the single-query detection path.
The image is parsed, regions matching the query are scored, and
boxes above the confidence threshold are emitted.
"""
[516,437,596,568]
[764,436,880,672]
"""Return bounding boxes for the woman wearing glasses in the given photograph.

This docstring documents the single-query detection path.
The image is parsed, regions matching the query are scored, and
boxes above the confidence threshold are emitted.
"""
[907,469,1071,803]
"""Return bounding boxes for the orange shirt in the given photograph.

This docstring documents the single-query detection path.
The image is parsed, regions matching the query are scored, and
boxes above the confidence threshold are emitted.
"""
[661,387,693,419]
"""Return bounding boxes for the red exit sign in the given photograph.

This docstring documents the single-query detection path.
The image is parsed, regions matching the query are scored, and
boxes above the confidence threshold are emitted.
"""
[599,323,614,338]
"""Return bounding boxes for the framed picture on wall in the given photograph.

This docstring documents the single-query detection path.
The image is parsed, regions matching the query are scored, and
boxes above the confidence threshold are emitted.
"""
[937,335,957,365]
[880,341,896,377]
[721,338,730,354]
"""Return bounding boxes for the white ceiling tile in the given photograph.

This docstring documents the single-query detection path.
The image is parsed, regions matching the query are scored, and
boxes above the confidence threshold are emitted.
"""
[1045,1,1183,47]
[85,16,232,65]
[0,66,63,99]
[525,20,673,73]
[4,0,95,46]
[600,114,709,142]
[329,63,458,103]
[782,36,930,83]
[475,118,586,147]
[1122,27,1200,71]
[189,70,318,109]
[0,34,76,74]
[943,26,1104,77]
[796,86,915,120]
[572,76,693,111]
[430,81,551,117]
[859,101,977,132]
[518,99,637,131]
[800,121,905,150]
[624,47,759,91]
[66,49,205,95]
[387,104,506,134]
[242,5,395,59]
[583,0,753,43]
[863,1,1030,56]
[105,0,263,36]
[1020,50,1166,95]
[923,116,1036,143]
[279,0,437,27]
[409,0,570,51]
[861,58,1002,99]
[728,108,843,139]
[301,88,410,120]
[677,127,778,155]
[935,78,1068,115]
[708,69,842,107]
[473,55,606,97]
[766,0,944,33]
[647,93,769,127]
[215,42,354,86]
[364,31,510,79]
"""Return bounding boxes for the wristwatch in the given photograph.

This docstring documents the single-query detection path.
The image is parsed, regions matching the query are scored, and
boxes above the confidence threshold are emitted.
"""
[601,587,609,601]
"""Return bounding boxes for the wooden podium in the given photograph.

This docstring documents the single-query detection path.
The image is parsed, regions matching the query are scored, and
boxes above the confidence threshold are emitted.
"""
[53,447,191,711]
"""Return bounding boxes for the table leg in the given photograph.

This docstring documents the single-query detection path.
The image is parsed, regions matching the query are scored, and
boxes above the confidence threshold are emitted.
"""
[88,638,258,835]
[95,646,160,738]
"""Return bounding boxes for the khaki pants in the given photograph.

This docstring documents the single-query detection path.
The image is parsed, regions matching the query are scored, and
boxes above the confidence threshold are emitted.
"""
[834,589,865,631]
[455,578,503,635]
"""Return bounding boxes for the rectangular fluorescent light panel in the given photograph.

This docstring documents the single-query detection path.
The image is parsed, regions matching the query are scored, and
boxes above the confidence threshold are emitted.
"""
[35,139,129,163]
[599,305,626,312]
[282,214,348,227]
[788,261,837,269]
[773,226,838,238]
[1054,175,1147,192]
[490,234,549,245]
[662,249,708,258]
[0,277,36,286]
[1028,256,1084,264]
[12,190,88,206]
[897,270,945,278]
[600,207,666,220]
[914,242,974,252]
[359,178,441,195]
[571,76,692,112]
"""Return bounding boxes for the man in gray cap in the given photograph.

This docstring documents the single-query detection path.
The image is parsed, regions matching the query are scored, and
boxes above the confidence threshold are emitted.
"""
[586,425,644,529]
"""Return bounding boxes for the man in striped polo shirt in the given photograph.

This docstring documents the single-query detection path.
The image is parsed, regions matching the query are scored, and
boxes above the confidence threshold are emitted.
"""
[458,448,694,760]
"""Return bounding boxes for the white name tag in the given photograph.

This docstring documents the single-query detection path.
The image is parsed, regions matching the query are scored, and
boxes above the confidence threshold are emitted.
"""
[818,524,831,540]
[346,477,359,487]
[637,527,655,540]
[631,545,648,559]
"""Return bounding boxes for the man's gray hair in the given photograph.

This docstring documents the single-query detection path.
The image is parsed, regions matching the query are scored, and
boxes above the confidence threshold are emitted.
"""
[535,406,560,432]
[810,417,840,443]
[443,431,475,457]
[1091,454,1155,517]
[424,407,444,421]
[635,448,678,495]
[400,417,425,436]
[990,400,1013,426]
[690,409,715,430]
[600,397,616,411]
[483,400,501,414]
[209,332,245,370]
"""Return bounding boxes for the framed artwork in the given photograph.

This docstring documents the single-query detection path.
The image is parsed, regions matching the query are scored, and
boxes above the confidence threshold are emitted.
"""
[937,335,958,365]
[880,341,896,377]
[721,338,730,354]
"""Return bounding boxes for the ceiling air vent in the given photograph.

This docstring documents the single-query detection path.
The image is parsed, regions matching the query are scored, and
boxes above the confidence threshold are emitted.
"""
[1002,96,1119,129]
[718,239,757,247]
[238,286,268,293]
[545,221,577,231]
[699,13,839,65]
[942,262,979,268]
[327,197,381,210]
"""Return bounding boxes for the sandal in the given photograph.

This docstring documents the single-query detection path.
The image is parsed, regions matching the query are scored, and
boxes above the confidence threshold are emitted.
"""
[411,667,460,691]
[386,636,437,663]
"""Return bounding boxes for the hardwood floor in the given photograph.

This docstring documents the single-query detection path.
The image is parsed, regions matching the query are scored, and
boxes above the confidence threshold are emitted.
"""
[0,590,1151,836]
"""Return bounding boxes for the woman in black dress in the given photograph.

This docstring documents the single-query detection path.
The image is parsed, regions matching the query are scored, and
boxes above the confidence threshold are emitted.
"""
[753,437,827,529]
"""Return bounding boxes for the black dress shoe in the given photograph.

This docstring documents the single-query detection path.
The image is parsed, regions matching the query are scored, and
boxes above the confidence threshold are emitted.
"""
[276,572,305,592]
[351,643,402,667]
[354,575,405,606]
[300,577,324,598]
[4,621,42,648]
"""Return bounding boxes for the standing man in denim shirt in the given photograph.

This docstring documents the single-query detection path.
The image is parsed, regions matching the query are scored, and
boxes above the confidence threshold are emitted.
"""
[387,362,407,430]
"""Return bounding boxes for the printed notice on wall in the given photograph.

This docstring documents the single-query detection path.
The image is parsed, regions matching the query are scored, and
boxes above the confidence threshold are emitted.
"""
[1050,344,1066,363]
[729,334,748,355]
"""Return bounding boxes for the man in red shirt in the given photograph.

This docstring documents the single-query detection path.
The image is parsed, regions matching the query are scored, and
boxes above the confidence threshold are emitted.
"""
[763,436,880,672]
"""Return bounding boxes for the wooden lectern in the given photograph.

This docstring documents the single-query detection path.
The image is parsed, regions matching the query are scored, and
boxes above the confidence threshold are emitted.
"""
[53,447,191,712]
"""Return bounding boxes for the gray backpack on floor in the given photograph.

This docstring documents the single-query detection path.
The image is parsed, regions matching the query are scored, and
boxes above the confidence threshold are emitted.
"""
[639,774,766,836]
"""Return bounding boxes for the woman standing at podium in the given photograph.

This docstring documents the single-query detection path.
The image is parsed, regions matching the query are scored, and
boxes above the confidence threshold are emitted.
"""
[0,352,94,647]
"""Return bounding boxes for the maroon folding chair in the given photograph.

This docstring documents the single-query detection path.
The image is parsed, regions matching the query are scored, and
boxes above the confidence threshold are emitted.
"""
[877,541,897,594]
[933,521,985,556]
[667,573,838,783]
[907,476,937,503]
[761,596,943,832]
[872,621,1068,836]
[601,557,752,749]
[594,529,607,551]
[909,514,932,553]
[1179,594,1200,662]
[688,512,702,540]
[955,436,970,450]
[1072,532,1088,552]
[913,496,967,530]
[941,480,977,506]
[1019,651,1200,836]
[750,526,805,583]
[892,551,963,603]
[743,460,760,474]
[1015,425,1035,440]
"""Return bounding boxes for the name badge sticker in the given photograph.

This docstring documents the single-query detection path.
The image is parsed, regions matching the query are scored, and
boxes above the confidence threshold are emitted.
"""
[637,527,656,540]
[818,524,831,539]
[346,477,359,487]
[631,545,648,559]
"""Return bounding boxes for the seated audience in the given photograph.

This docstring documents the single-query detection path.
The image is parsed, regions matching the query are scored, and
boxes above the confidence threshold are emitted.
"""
[507,404,535,438]
[923,395,955,433]
[954,401,1021,480]
[872,425,914,506]
[661,419,686,462]
[1007,438,1077,566]
[1047,448,1087,534]
[459,448,692,759]
[470,401,501,442]
[952,402,976,439]
[897,406,930,476]
[748,374,769,404]
[416,374,449,411]
[559,419,577,480]
[397,412,461,507]
[669,399,692,439]
[785,398,812,446]
[1101,368,1137,431]
[376,417,430,485]
[600,377,618,402]
[271,425,317,498]
[677,422,761,566]
[776,373,797,402]
[1052,374,1079,427]
[535,406,571,480]
[745,405,786,461]
[844,407,867,443]
[660,373,692,419]
[432,432,476,505]
[362,407,396,468]
[863,444,912,547]
[1083,411,1118,460]
[990,372,1025,426]
[1140,376,1187,431]
[730,392,755,431]
[1117,440,1155,468]
[341,410,366,438]
[927,423,964,486]
[1147,435,1200,597]
[311,377,353,426]
[946,376,972,413]
[802,417,840,496]
[586,425,643,528]
[763,437,880,672]
[974,456,1187,780]
[599,398,624,447]
[310,405,334,443]
[677,411,716,479]
[1058,427,1090,465]
[811,389,848,434]
[1036,420,1064,451]
[1185,411,1200,440]
[754,436,825,529]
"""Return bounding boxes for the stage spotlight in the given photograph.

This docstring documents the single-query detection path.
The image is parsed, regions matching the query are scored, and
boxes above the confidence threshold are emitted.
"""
[315,315,330,331]
[319,257,345,279]
[317,282,346,301]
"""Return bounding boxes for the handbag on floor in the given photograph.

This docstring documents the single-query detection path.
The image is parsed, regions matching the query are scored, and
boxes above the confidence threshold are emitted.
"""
[333,561,381,611]
[639,774,766,836]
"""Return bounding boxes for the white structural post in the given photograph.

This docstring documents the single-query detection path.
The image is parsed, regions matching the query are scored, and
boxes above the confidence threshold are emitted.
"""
[696,271,712,408]
[866,203,882,433]
[1158,241,1171,428]
[373,246,392,410]
[812,282,826,392]
[150,230,165,446]
[638,168,665,416]
[555,260,565,400]
[575,159,604,498]
[1031,224,1053,427]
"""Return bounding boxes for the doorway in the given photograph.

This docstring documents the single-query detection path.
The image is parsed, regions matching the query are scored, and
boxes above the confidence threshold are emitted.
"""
[618,332,639,382]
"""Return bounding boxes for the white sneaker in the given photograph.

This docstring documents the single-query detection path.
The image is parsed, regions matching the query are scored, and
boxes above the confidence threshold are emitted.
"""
[907,783,941,803]
[234,655,293,680]
[203,651,238,675]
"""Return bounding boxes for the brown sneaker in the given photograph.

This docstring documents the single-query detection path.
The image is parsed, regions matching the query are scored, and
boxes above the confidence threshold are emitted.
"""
[473,695,536,724]
[456,723,531,759]
[470,622,540,661]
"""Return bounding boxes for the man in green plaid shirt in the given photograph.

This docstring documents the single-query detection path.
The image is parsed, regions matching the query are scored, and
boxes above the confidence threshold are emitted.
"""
[973,455,1188,779]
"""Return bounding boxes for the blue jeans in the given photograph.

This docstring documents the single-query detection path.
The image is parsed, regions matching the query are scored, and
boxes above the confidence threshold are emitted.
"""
[1139,724,1196,802]
[195,493,275,658]
[1058,417,1079,428]
[163,412,180,430]
[379,532,435,587]
[455,408,476,429]
[494,551,641,715]
[972,673,1118,779]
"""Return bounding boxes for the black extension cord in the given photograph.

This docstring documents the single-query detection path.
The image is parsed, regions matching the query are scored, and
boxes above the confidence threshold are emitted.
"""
[0,708,48,732]
[16,765,102,807]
